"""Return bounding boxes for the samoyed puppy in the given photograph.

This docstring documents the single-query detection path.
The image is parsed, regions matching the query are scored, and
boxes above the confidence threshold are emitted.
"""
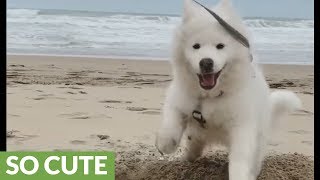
[155,0,301,179]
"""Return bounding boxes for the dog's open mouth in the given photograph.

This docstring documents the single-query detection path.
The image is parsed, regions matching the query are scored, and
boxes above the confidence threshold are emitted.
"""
[197,70,222,90]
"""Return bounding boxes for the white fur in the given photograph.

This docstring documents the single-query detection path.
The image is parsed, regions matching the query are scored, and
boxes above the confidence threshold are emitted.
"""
[155,0,302,179]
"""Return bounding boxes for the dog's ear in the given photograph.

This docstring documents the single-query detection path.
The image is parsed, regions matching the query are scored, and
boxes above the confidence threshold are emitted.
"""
[212,0,252,48]
[182,0,200,23]
[216,0,232,8]
[212,0,234,15]
[211,0,242,24]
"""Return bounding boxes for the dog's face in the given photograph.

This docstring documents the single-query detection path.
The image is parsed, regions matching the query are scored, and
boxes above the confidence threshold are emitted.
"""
[176,0,251,90]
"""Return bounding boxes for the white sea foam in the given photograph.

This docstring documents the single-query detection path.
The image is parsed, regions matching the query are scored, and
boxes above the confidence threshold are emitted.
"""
[7,8,314,64]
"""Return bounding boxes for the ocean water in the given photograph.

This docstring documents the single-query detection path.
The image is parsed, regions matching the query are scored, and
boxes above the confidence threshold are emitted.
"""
[7,8,314,65]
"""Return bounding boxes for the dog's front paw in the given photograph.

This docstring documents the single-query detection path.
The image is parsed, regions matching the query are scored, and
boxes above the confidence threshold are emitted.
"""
[182,150,201,162]
[155,132,179,155]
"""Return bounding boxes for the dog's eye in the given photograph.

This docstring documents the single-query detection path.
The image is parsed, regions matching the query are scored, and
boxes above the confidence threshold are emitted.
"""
[216,43,225,50]
[193,43,201,50]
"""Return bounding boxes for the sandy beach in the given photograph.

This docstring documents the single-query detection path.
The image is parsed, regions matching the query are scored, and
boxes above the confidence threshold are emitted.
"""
[7,55,314,179]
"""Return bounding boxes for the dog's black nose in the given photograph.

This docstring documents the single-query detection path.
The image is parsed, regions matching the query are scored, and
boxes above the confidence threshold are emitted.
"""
[199,58,214,72]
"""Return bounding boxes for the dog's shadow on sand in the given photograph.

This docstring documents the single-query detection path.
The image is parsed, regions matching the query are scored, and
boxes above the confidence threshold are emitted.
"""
[116,152,313,180]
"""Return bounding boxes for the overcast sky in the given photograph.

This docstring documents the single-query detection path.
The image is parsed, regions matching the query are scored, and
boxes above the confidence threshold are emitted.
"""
[8,0,314,19]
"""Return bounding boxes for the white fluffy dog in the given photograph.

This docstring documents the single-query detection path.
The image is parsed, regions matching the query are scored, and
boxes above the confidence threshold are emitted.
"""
[155,0,301,179]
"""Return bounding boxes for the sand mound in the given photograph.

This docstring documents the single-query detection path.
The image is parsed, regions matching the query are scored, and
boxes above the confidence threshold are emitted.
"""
[116,150,313,180]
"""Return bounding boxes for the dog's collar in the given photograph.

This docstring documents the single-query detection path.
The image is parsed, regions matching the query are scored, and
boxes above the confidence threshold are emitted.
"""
[192,90,224,129]
[193,0,250,49]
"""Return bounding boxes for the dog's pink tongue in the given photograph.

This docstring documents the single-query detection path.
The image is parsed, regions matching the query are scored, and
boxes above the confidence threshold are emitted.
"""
[202,74,215,86]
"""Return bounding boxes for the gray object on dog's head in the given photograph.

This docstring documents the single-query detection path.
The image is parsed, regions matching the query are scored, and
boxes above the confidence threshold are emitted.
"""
[193,0,250,49]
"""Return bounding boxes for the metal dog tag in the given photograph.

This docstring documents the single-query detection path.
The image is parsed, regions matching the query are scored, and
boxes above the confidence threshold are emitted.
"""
[192,110,206,128]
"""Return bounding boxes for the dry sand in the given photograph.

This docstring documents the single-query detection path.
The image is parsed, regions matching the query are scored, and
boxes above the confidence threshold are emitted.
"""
[7,55,314,179]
